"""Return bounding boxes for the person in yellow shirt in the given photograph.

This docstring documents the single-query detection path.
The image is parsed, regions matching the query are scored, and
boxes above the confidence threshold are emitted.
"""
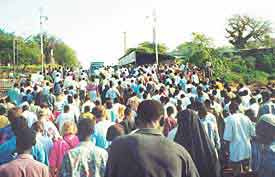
[215,79,224,91]
[80,105,94,120]
[0,105,9,128]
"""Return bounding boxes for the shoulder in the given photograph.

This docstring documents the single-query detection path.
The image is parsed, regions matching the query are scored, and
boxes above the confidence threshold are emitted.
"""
[109,134,140,150]
[66,145,81,156]
[224,115,234,123]
[31,158,49,169]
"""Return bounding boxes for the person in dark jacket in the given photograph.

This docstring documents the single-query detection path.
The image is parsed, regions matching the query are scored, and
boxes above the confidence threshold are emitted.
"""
[105,100,200,177]
[174,109,221,177]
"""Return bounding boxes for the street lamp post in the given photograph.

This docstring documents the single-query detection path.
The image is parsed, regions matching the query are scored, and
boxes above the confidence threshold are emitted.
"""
[123,31,127,54]
[152,9,159,66]
[13,38,16,73]
[40,8,48,74]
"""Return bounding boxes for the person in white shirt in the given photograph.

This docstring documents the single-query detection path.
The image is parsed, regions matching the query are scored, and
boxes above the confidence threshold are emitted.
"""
[79,78,87,102]
[67,95,80,123]
[198,104,220,152]
[81,97,95,113]
[105,83,120,101]
[249,98,260,117]
[22,104,38,128]
[191,72,200,84]
[223,102,255,177]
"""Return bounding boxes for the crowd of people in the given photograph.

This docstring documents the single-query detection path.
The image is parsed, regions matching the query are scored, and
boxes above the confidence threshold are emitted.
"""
[0,63,274,177]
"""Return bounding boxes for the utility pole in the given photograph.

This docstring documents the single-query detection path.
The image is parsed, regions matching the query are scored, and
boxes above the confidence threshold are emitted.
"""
[16,39,19,70]
[13,38,16,73]
[40,8,44,74]
[123,31,127,54]
[152,8,159,66]
[40,7,48,74]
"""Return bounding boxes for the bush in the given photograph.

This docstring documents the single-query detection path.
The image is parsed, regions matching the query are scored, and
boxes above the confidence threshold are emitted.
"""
[268,71,275,80]
[256,54,273,73]
[243,56,256,70]
[231,63,244,73]
[244,71,269,85]
[224,71,245,84]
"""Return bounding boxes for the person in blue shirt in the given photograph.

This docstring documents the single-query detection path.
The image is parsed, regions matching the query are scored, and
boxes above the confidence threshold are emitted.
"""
[91,106,114,149]
[0,107,21,145]
[0,117,48,165]
[7,83,20,106]
[26,89,34,103]
[0,117,28,164]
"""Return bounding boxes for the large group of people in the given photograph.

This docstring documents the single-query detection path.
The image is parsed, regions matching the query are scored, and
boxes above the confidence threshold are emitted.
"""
[0,63,274,177]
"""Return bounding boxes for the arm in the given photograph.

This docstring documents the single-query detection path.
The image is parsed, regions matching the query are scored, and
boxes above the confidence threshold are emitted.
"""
[59,154,72,177]
[49,143,57,177]
[223,118,233,156]
[182,152,200,177]
[214,126,221,150]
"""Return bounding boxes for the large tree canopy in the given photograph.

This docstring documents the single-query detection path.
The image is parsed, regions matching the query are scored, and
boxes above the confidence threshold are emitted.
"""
[226,15,272,49]
[0,29,14,65]
[174,33,214,66]
[0,28,79,67]
[31,34,61,64]
[54,42,79,67]
[174,33,230,77]
[126,41,168,55]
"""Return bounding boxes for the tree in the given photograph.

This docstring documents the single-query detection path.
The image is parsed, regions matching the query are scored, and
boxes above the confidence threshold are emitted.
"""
[174,33,231,77]
[30,34,79,66]
[0,29,14,65]
[17,38,40,71]
[174,33,214,66]
[226,15,272,49]
[126,41,168,55]
[54,42,79,67]
[31,34,60,64]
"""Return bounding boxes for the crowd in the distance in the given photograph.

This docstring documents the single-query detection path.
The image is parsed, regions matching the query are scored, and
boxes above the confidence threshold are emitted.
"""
[0,63,274,177]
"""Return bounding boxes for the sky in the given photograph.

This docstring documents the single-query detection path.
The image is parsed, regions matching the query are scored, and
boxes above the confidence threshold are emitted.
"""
[0,0,274,67]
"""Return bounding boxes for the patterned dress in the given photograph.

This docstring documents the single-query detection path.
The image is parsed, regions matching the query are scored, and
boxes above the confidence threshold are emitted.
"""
[59,141,108,177]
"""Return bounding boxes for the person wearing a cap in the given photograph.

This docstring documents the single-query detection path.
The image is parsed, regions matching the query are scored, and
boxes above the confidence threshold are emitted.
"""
[0,127,49,177]
[105,100,199,177]
[254,114,275,177]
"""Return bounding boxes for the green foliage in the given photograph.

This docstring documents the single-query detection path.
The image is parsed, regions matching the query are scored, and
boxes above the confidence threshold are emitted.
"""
[246,35,274,48]
[231,63,245,73]
[0,28,79,67]
[0,29,14,65]
[175,33,215,66]
[54,42,79,67]
[243,56,256,70]
[256,54,274,73]
[268,71,275,80]
[224,71,245,84]
[127,41,168,55]
[243,70,269,85]
[17,39,40,66]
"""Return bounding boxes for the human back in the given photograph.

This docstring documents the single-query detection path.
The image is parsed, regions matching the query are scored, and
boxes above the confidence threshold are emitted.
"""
[105,100,199,177]
[107,130,198,177]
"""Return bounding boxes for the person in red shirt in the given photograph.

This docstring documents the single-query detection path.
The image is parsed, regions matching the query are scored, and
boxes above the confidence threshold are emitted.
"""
[163,106,177,136]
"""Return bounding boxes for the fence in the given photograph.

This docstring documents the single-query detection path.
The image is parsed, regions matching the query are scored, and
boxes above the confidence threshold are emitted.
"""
[0,79,14,98]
